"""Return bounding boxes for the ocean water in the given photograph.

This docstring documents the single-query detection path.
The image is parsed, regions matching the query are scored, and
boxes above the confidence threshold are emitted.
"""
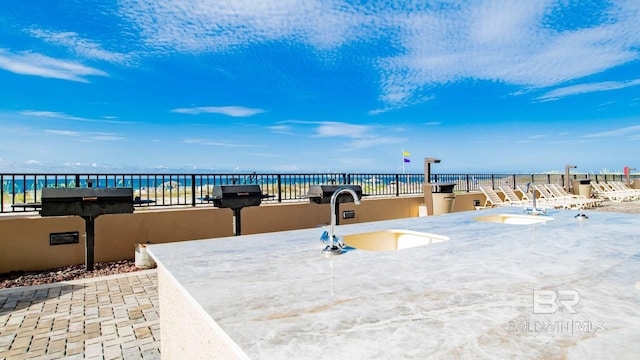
[1,173,427,194]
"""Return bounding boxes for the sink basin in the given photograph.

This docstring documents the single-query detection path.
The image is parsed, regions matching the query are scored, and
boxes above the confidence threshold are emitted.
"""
[343,229,449,252]
[473,214,553,225]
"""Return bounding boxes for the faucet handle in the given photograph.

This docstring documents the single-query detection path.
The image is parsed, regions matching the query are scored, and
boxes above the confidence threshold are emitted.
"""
[320,230,329,242]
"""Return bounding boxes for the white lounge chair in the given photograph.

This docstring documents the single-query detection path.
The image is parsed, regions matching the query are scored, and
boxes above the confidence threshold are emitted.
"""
[609,181,640,200]
[591,182,630,202]
[549,183,603,208]
[516,184,554,209]
[532,184,572,209]
[544,184,588,209]
[498,185,529,207]
[478,185,506,208]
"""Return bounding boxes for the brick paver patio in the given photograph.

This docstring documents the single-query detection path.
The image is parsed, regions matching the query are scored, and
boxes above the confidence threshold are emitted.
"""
[0,270,159,360]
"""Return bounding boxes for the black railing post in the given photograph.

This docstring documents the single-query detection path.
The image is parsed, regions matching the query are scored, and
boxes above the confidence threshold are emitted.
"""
[0,174,3,211]
[277,175,282,203]
[491,174,495,189]
[191,175,196,206]
[465,175,470,192]
[395,174,400,197]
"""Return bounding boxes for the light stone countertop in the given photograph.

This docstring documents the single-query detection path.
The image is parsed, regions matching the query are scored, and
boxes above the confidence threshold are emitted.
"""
[148,206,640,359]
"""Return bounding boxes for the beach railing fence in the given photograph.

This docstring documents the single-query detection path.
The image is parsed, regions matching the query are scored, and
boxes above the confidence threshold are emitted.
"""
[0,172,632,213]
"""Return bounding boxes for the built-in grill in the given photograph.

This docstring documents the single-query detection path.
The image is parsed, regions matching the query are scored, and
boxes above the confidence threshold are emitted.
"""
[307,184,363,204]
[202,185,271,236]
[40,187,134,271]
[307,184,363,225]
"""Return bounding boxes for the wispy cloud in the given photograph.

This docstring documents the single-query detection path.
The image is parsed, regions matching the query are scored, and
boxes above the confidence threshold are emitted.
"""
[0,49,107,82]
[346,136,403,150]
[29,29,133,65]
[267,125,295,135]
[171,106,265,117]
[45,129,125,141]
[313,122,372,138]
[375,1,640,108]
[45,129,80,136]
[19,110,132,124]
[583,125,640,138]
[183,138,261,147]
[537,79,640,101]
[275,120,403,149]
[117,0,363,53]
[116,1,640,111]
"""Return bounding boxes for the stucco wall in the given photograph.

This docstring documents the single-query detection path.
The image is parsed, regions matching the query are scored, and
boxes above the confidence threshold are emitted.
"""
[0,192,484,273]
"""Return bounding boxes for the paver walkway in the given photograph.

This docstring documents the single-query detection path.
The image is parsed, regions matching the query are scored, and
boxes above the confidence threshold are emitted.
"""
[0,270,159,360]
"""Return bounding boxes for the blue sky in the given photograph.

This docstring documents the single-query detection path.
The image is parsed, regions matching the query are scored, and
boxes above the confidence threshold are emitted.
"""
[1,0,639,174]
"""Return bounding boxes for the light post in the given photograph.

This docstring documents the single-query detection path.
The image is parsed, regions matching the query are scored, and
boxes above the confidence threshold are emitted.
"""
[423,158,441,216]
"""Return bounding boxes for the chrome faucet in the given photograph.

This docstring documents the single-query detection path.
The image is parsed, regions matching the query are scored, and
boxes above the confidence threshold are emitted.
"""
[524,182,546,215]
[321,187,361,255]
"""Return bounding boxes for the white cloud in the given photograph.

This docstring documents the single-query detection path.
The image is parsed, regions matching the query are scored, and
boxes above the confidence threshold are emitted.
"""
[0,49,107,82]
[313,122,372,138]
[45,129,125,141]
[374,0,640,108]
[346,136,403,150]
[583,125,640,138]
[276,120,403,150]
[116,0,640,110]
[29,29,132,64]
[45,129,80,136]
[537,79,640,101]
[26,160,42,165]
[171,106,265,117]
[183,138,261,147]
[267,125,295,135]
[19,110,132,124]
[117,0,364,53]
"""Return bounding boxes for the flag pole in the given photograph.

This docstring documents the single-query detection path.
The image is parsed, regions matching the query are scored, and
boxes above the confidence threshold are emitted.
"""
[402,148,405,174]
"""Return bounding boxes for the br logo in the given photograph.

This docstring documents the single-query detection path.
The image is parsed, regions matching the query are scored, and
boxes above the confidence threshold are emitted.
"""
[533,289,580,314]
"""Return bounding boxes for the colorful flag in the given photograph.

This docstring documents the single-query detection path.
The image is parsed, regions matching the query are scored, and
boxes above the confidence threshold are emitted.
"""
[404,158,410,163]
[403,151,411,156]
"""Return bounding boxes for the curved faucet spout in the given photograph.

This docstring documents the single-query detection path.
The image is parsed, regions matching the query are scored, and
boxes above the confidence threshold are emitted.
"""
[524,182,545,215]
[324,187,361,255]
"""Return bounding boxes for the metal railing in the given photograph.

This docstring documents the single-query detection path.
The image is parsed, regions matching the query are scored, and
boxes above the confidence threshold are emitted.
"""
[1,172,633,213]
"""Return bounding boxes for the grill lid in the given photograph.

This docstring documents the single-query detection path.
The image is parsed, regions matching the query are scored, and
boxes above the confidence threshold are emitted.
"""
[307,185,363,204]
[40,187,134,217]
[210,185,267,208]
